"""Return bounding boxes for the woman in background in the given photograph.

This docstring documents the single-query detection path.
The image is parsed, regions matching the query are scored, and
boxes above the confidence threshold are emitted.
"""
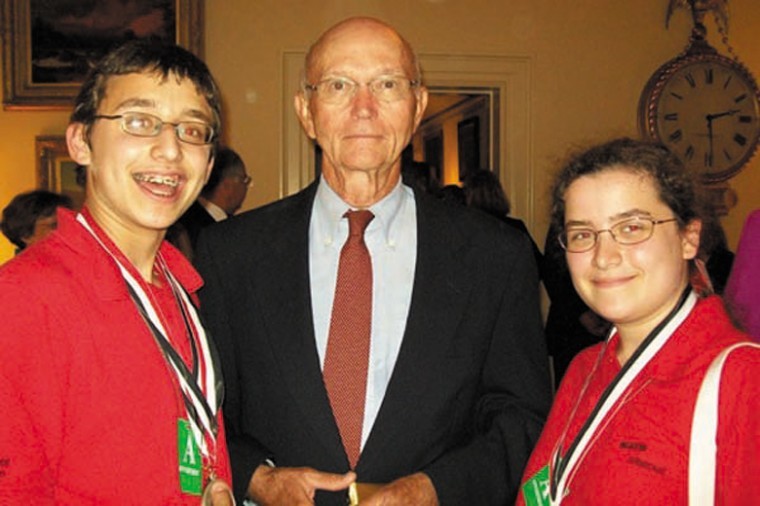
[518,138,759,505]
[462,168,543,272]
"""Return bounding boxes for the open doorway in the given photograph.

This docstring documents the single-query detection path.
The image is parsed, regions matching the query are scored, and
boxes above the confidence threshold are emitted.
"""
[412,87,500,186]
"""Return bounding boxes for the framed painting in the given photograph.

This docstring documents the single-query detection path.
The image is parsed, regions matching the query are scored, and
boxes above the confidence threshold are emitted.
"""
[36,136,85,210]
[3,0,204,110]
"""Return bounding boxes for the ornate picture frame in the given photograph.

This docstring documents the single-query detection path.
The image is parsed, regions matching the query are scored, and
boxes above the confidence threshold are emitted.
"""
[36,135,85,209]
[3,0,204,110]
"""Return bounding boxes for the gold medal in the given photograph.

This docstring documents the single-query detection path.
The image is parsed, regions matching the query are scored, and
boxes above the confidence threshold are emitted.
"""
[201,478,235,506]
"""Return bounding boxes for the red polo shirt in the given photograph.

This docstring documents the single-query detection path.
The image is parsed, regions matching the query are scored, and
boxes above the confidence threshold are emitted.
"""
[518,296,760,506]
[0,209,231,504]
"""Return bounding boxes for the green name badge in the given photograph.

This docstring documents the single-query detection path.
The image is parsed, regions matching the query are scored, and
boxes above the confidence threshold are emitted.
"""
[522,464,550,506]
[178,419,202,495]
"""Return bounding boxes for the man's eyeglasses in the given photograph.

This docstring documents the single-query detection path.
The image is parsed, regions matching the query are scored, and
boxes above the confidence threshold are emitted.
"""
[559,217,678,253]
[235,174,252,187]
[93,111,215,145]
[304,75,419,105]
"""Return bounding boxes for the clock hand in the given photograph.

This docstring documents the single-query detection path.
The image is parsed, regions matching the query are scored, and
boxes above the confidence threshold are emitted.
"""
[706,109,741,121]
[706,116,714,168]
[704,109,740,168]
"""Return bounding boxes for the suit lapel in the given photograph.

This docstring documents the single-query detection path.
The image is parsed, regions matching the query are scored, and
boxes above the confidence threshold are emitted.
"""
[360,193,472,466]
[253,184,346,464]
[256,187,473,468]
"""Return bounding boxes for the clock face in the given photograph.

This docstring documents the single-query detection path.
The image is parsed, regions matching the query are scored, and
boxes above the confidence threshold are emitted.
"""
[641,53,760,182]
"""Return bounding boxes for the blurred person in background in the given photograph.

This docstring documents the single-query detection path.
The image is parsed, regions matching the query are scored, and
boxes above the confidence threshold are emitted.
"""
[724,209,760,339]
[1,190,73,255]
[462,168,543,272]
[168,146,251,260]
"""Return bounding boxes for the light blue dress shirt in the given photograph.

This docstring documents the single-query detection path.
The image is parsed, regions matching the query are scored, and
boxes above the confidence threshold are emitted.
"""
[309,176,417,449]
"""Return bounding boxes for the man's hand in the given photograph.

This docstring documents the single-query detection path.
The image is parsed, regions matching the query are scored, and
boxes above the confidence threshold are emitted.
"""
[360,472,438,506]
[248,464,356,506]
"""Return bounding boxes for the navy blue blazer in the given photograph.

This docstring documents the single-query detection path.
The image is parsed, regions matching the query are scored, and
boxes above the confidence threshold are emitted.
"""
[195,182,552,505]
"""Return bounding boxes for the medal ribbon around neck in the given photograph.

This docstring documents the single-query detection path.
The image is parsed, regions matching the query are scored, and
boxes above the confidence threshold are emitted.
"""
[549,289,697,505]
[76,213,222,462]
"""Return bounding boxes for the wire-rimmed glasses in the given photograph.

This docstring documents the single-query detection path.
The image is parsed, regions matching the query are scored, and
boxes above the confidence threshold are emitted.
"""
[94,111,215,145]
[559,217,678,253]
[304,75,419,105]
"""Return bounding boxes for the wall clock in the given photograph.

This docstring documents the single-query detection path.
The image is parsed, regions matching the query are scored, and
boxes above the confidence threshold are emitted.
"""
[639,25,760,183]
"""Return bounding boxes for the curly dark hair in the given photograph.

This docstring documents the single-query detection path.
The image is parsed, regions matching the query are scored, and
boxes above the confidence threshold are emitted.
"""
[550,137,702,242]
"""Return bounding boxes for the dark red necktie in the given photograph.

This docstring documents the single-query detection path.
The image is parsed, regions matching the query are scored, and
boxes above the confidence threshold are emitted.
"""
[323,209,374,469]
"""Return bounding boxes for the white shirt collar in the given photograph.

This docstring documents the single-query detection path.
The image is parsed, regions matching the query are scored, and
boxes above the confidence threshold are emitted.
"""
[314,175,409,247]
[199,198,228,222]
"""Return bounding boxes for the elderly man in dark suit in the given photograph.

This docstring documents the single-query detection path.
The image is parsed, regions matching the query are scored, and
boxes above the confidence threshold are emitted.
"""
[195,17,551,506]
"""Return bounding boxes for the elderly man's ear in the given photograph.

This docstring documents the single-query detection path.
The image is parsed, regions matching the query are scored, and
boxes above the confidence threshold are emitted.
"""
[294,93,317,140]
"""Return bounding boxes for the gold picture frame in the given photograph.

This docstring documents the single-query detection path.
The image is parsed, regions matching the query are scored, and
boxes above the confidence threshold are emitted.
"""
[3,0,204,110]
[36,135,85,210]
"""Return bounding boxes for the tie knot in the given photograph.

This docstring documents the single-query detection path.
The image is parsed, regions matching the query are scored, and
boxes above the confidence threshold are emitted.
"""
[344,210,374,238]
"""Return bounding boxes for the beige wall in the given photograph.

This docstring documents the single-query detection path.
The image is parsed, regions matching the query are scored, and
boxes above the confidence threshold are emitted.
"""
[2,0,759,262]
